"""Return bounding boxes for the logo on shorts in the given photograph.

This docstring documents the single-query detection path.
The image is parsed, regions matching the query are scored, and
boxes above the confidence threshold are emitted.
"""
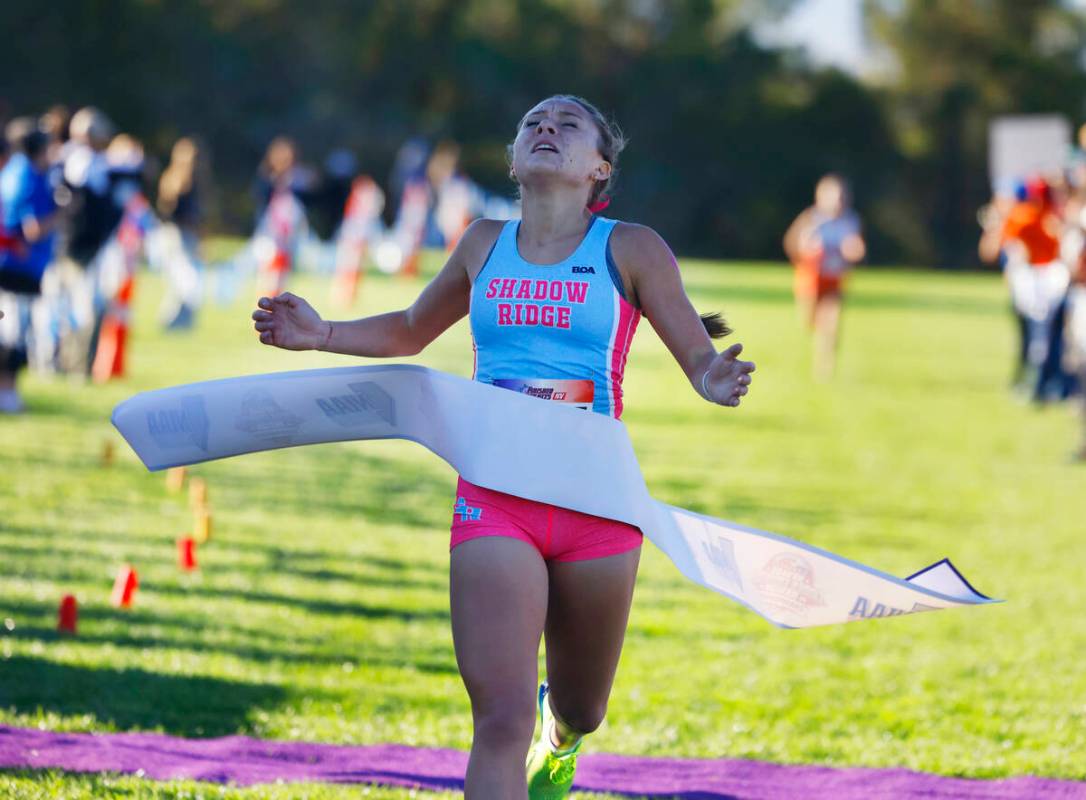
[454,497,482,522]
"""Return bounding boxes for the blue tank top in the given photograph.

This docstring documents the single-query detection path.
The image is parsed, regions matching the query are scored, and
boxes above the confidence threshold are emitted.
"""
[470,216,641,418]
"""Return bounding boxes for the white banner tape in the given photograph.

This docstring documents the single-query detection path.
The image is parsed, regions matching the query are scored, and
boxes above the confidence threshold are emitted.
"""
[111,364,996,628]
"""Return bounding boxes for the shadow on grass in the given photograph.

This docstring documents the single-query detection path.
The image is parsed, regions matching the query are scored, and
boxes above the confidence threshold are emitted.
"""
[21,395,112,425]
[226,464,455,531]
[0,525,449,582]
[146,583,450,623]
[12,624,459,676]
[0,656,285,737]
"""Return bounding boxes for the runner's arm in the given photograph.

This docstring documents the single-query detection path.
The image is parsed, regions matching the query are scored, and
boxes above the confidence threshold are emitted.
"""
[612,223,755,406]
[254,219,499,356]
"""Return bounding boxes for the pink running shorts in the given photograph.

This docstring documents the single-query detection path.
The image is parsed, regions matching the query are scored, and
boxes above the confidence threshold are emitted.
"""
[450,477,643,562]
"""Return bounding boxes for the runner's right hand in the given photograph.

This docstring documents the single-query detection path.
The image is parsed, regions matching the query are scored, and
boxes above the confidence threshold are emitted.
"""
[252,292,329,351]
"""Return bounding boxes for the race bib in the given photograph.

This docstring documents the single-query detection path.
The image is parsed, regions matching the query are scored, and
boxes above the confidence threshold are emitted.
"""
[492,379,594,410]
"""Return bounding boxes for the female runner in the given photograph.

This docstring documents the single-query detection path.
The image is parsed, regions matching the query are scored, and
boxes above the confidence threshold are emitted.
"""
[252,95,756,799]
[783,174,865,379]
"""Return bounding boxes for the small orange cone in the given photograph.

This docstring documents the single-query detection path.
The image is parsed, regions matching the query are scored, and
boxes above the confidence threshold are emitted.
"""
[111,565,139,608]
[194,510,212,544]
[101,440,114,467]
[177,536,198,571]
[57,595,78,634]
[189,477,208,508]
[91,277,134,383]
[166,466,187,492]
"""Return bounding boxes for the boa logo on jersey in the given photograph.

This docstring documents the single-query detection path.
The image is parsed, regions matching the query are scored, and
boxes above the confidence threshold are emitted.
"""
[316,381,396,428]
[146,396,209,452]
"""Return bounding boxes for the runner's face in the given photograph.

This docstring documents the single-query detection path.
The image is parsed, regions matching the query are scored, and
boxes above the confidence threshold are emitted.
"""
[511,100,610,195]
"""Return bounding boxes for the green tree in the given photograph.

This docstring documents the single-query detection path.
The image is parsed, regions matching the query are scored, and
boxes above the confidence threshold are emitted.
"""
[864,0,1086,265]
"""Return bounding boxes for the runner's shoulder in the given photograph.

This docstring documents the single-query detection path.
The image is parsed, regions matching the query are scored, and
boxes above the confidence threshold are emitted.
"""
[460,218,506,252]
[609,221,673,275]
[455,218,506,276]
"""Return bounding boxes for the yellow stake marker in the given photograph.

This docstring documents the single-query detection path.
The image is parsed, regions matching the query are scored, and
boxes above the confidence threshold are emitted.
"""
[166,466,187,492]
[194,509,212,544]
[189,477,208,508]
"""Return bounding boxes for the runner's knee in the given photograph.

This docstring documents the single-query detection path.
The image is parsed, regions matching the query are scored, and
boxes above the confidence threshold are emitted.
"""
[551,695,607,736]
[470,693,537,748]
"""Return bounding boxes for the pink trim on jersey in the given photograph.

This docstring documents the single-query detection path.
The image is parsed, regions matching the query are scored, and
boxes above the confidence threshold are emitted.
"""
[608,296,641,419]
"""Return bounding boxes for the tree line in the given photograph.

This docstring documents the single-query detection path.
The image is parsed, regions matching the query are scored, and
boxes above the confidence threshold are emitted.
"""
[3,0,1084,266]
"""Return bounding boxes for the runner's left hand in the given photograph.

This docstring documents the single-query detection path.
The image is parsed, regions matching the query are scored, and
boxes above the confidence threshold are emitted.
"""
[704,343,755,407]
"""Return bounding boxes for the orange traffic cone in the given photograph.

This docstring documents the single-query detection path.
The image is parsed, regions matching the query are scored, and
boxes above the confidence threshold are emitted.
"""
[91,277,134,383]
[57,595,78,634]
[111,565,139,608]
[177,536,198,571]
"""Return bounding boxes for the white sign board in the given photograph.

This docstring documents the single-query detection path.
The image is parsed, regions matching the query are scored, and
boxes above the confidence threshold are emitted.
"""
[989,115,1071,192]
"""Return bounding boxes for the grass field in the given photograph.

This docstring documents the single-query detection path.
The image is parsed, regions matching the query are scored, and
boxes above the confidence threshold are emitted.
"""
[1,244,1084,798]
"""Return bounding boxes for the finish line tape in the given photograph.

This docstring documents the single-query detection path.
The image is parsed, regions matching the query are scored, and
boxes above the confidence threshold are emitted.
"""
[112,364,996,628]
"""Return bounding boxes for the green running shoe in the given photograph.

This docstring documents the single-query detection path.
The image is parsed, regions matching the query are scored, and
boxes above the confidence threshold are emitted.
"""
[526,682,581,799]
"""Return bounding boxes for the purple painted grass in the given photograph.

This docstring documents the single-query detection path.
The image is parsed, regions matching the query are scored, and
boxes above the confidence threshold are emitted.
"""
[1,726,1083,799]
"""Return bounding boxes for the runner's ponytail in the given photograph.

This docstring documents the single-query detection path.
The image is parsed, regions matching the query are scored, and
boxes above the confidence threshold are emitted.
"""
[700,311,731,339]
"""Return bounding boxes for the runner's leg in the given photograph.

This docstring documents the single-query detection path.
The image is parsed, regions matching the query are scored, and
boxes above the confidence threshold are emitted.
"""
[814,293,842,380]
[451,536,549,799]
[542,547,641,744]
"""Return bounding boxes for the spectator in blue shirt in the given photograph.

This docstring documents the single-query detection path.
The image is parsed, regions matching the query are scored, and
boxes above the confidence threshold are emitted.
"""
[0,120,57,413]
[1,123,57,291]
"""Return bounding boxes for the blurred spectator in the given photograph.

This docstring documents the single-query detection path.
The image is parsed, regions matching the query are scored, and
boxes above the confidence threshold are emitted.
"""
[0,121,57,412]
[387,138,432,278]
[308,148,357,241]
[783,173,865,379]
[428,140,480,252]
[40,104,71,165]
[979,177,1071,400]
[387,136,429,223]
[252,136,314,219]
[1068,258,1086,459]
[85,133,155,382]
[50,107,126,376]
[156,137,206,328]
[0,136,17,258]
[331,172,384,307]
[251,137,310,297]
[1060,166,1086,459]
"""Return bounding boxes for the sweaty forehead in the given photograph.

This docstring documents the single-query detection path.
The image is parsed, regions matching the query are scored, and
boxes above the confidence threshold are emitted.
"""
[522,100,588,123]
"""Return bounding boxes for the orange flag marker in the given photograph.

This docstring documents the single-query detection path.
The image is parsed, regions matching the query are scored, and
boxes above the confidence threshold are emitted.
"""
[111,565,139,608]
[177,536,198,571]
[57,595,78,634]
